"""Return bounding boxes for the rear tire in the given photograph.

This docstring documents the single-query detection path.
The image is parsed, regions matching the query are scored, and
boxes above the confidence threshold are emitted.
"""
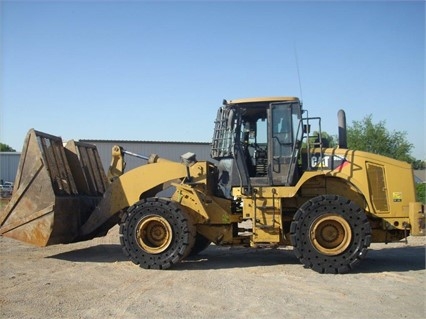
[290,195,371,274]
[120,198,195,270]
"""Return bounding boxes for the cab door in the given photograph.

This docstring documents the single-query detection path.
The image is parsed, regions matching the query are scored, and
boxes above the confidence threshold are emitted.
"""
[268,102,301,185]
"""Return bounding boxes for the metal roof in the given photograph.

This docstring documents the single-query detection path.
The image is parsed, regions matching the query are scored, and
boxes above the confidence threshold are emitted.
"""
[414,170,426,183]
[80,139,210,145]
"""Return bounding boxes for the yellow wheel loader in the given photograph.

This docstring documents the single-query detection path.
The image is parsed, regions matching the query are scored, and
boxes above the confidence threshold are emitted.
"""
[1,97,424,273]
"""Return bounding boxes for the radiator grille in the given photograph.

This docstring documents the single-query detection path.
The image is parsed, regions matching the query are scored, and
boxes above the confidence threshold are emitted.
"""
[366,162,389,212]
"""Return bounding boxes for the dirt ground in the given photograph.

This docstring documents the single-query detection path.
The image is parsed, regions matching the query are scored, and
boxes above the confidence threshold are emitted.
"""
[1,222,425,319]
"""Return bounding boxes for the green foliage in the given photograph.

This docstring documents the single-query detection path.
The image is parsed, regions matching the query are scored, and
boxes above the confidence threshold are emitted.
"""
[347,115,413,162]
[0,143,16,152]
[412,160,426,170]
[416,183,425,204]
[305,131,337,148]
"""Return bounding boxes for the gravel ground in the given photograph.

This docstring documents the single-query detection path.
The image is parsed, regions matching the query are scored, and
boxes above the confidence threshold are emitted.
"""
[1,225,425,319]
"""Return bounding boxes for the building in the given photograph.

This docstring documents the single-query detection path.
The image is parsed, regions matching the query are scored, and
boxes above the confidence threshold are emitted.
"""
[1,139,213,187]
[79,139,213,173]
[0,152,21,184]
[413,170,426,184]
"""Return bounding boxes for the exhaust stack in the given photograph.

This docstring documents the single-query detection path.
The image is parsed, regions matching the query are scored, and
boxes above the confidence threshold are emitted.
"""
[338,109,347,148]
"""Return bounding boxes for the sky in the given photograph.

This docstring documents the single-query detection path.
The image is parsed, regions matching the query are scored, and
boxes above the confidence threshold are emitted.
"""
[1,0,425,159]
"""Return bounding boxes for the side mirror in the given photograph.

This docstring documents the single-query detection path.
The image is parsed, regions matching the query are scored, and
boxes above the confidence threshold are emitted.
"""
[303,124,311,134]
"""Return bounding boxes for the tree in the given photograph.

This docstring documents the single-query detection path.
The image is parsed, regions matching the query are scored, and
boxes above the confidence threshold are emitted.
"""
[347,115,414,163]
[0,143,16,152]
[416,183,425,204]
[412,160,426,170]
[305,131,337,148]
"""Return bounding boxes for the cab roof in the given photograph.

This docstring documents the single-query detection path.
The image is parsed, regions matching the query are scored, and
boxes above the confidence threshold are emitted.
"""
[226,96,300,105]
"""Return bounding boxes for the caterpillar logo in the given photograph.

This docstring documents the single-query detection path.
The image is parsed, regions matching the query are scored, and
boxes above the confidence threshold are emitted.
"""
[311,154,348,171]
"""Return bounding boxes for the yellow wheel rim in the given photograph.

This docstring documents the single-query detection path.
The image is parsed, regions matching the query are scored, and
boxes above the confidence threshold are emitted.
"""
[310,214,352,256]
[135,215,173,254]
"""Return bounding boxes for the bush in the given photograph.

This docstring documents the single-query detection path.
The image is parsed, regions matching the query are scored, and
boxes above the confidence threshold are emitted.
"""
[416,183,425,204]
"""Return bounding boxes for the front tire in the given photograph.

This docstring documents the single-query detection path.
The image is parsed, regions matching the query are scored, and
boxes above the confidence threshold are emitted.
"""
[120,198,195,270]
[290,195,371,274]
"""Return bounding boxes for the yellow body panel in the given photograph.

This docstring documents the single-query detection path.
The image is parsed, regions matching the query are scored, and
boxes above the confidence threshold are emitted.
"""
[231,147,421,241]
[244,196,281,244]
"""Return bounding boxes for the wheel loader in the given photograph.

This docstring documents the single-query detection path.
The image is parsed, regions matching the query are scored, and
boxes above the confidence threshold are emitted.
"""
[1,96,424,274]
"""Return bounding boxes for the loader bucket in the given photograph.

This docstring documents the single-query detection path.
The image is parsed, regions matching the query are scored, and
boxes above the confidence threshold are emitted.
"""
[0,129,108,246]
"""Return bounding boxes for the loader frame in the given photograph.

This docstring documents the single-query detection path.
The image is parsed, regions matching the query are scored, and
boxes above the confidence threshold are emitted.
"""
[1,96,424,274]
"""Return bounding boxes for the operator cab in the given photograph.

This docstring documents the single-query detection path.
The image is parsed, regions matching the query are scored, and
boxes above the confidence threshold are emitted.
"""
[211,97,304,197]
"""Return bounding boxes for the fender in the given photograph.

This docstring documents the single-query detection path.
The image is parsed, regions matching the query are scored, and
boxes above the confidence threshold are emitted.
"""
[78,161,188,238]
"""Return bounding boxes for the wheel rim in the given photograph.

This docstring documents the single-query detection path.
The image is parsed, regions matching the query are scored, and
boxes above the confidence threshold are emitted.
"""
[135,215,173,254]
[309,213,352,256]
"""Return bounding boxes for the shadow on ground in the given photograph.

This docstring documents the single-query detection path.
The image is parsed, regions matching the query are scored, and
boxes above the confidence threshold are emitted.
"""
[47,243,425,273]
[356,245,425,273]
[47,244,128,263]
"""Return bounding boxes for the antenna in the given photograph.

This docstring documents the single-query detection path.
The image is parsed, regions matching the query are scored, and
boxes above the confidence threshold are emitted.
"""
[294,45,303,103]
